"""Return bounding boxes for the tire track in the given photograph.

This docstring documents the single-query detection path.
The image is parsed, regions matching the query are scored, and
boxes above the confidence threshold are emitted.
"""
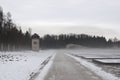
[29,56,52,80]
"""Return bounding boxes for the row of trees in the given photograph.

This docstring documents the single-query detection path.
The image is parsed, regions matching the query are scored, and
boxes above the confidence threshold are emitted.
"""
[0,6,31,51]
[40,34,120,49]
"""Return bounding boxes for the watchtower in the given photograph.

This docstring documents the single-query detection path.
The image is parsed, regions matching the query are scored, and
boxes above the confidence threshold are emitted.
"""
[32,33,40,51]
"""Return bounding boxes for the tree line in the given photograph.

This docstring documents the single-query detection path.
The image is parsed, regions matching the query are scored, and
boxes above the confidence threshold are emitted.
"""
[40,34,120,49]
[0,6,31,51]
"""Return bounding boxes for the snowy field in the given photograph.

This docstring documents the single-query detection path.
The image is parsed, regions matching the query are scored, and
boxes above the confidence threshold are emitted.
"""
[67,48,120,57]
[1,49,120,80]
[66,48,120,80]
[0,50,56,80]
[93,59,120,64]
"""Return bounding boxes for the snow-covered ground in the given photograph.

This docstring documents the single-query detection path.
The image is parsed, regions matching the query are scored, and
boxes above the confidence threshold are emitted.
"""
[1,49,120,80]
[66,48,120,80]
[67,48,120,57]
[0,50,56,80]
[94,59,120,63]
[35,52,56,80]
[67,54,119,80]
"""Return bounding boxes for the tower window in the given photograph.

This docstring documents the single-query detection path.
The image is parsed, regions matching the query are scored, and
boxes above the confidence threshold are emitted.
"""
[33,41,37,45]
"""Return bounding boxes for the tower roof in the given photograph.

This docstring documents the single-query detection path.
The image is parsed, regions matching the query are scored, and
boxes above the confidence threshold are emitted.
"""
[32,33,40,39]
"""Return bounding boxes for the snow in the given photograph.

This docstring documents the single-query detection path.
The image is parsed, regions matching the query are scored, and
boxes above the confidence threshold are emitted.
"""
[35,53,56,80]
[0,50,56,80]
[94,59,120,63]
[1,49,120,80]
[68,49,120,56]
[67,54,120,80]
[81,55,120,59]
[67,49,120,59]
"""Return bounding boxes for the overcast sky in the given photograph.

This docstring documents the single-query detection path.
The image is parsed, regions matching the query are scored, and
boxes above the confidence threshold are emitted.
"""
[1,0,120,39]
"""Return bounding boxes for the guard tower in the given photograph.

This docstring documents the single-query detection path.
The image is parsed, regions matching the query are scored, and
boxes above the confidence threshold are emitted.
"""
[32,33,40,51]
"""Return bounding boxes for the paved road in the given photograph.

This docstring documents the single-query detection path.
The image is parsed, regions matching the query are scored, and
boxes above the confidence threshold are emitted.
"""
[44,52,102,80]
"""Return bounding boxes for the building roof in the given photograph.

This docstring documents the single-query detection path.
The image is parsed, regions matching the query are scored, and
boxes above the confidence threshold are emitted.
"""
[32,33,40,39]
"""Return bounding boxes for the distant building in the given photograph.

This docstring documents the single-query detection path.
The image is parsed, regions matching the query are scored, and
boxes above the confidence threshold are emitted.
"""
[32,33,40,51]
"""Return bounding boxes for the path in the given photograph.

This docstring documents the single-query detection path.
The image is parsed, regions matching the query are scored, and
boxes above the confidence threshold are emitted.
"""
[44,52,102,80]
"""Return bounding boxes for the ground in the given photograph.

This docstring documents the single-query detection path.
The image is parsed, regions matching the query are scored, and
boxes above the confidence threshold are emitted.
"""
[0,49,120,80]
[44,52,102,80]
[0,50,55,80]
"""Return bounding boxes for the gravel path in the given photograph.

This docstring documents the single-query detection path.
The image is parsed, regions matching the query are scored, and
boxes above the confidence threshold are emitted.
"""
[44,52,102,80]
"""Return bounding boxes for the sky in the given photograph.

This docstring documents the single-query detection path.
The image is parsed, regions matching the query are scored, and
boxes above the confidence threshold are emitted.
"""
[0,0,120,39]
